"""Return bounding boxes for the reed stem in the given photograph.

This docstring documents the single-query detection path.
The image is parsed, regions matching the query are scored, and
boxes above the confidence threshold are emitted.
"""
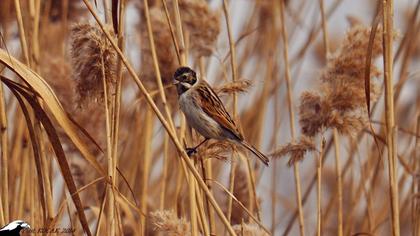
[383,1,400,235]
[333,128,343,236]
[0,63,8,226]
[279,1,305,235]
[101,56,115,236]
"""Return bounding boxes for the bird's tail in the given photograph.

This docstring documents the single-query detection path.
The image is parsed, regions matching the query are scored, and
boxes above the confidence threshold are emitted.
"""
[240,141,269,166]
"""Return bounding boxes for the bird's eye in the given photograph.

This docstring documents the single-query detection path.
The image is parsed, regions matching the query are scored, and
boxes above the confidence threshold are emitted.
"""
[182,75,187,80]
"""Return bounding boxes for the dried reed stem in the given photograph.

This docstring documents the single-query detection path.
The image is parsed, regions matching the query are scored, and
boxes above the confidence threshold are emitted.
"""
[279,1,305,235]
[198,59,216,234]
[383,1,400,235]
[222,0,238,115]
[318,0,329,57]
[333,128,343,236]
[160,133,169,210]
[142,0,176,133]
[270,91,281,235]
[109,3,125,230]
[10,0,32,224]
[29,0,55,224]
[0,66,8,226]
[101,55,115,236]
[14,0,30,65]
[245,157,261,220]
[205,158,216,234]
[194,182,210,236]
[39,133,54,221]
[161,0,182,64]
[10,117,28,218]
[173,0,186,65]
[94,187,108,236]
[28,149,36,226]
[227,160,237,223]
[223,0,241,224]
[111,0,125,183]
[140,108,154,236]
[0,196,3,226]
[318,0,343,234]
[317,138,325,236]
[103,0,110,24]
[188,171,198,236]
[414,114,420,235]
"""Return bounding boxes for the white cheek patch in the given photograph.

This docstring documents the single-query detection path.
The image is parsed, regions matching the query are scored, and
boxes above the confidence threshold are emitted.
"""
[181,82,192,88]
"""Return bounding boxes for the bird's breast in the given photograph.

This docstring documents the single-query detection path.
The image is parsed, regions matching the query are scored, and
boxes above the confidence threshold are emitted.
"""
[178,91,222,139]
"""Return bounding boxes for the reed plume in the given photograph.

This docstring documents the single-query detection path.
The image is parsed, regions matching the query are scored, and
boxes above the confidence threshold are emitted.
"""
[299,25,384,138]
[271,136,317,166]
[232,223,270,236]
[216,80,252,96]
[231,164,251,224]
[178,0,220,57]
[150,210,191,236]
[139,6,177,86]
[70,23,117,106]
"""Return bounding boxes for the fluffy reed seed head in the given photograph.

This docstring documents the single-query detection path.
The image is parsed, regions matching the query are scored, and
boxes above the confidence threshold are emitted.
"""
[231,164,251,224]
[270,136,317,166]
[232,223,270,236]
[299,25,385,137]
[197,140,235,161]
[179,0,220,57]
[139,7,177,86]
[40,54,75,110]
[70,23,117,106]
[150,210,191,236]
[216,80,252,96]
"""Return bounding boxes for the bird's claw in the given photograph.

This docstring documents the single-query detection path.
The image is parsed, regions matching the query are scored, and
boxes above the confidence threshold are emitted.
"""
[186,148,197,157]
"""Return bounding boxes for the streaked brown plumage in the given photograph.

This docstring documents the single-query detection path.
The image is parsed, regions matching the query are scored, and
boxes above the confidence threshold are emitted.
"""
[174,66,269,166]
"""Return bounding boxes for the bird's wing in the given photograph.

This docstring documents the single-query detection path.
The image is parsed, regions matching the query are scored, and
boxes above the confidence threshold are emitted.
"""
[197,80,244,140]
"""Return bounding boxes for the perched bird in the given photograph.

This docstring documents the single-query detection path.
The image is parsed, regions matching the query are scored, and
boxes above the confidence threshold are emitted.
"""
[0,220,30,236]
[173,66,269,166]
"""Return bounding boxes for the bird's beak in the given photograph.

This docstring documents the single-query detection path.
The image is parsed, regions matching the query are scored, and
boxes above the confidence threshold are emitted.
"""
[173,78,180,85]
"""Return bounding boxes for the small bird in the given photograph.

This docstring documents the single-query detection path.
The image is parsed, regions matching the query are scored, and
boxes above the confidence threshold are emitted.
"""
[0,220,30,236]
[173,66,269,166]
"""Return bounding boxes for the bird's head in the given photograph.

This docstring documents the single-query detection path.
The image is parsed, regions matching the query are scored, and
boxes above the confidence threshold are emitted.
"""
[173,66,197,94]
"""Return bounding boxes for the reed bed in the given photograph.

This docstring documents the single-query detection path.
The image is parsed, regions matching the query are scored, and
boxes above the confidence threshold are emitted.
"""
[0,0,419,235]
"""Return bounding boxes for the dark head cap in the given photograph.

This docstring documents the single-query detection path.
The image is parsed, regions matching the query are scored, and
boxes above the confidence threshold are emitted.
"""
[174,66,196,80]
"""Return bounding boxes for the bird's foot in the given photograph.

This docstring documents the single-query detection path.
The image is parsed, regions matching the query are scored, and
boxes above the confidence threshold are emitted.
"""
[186,147,197,157]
